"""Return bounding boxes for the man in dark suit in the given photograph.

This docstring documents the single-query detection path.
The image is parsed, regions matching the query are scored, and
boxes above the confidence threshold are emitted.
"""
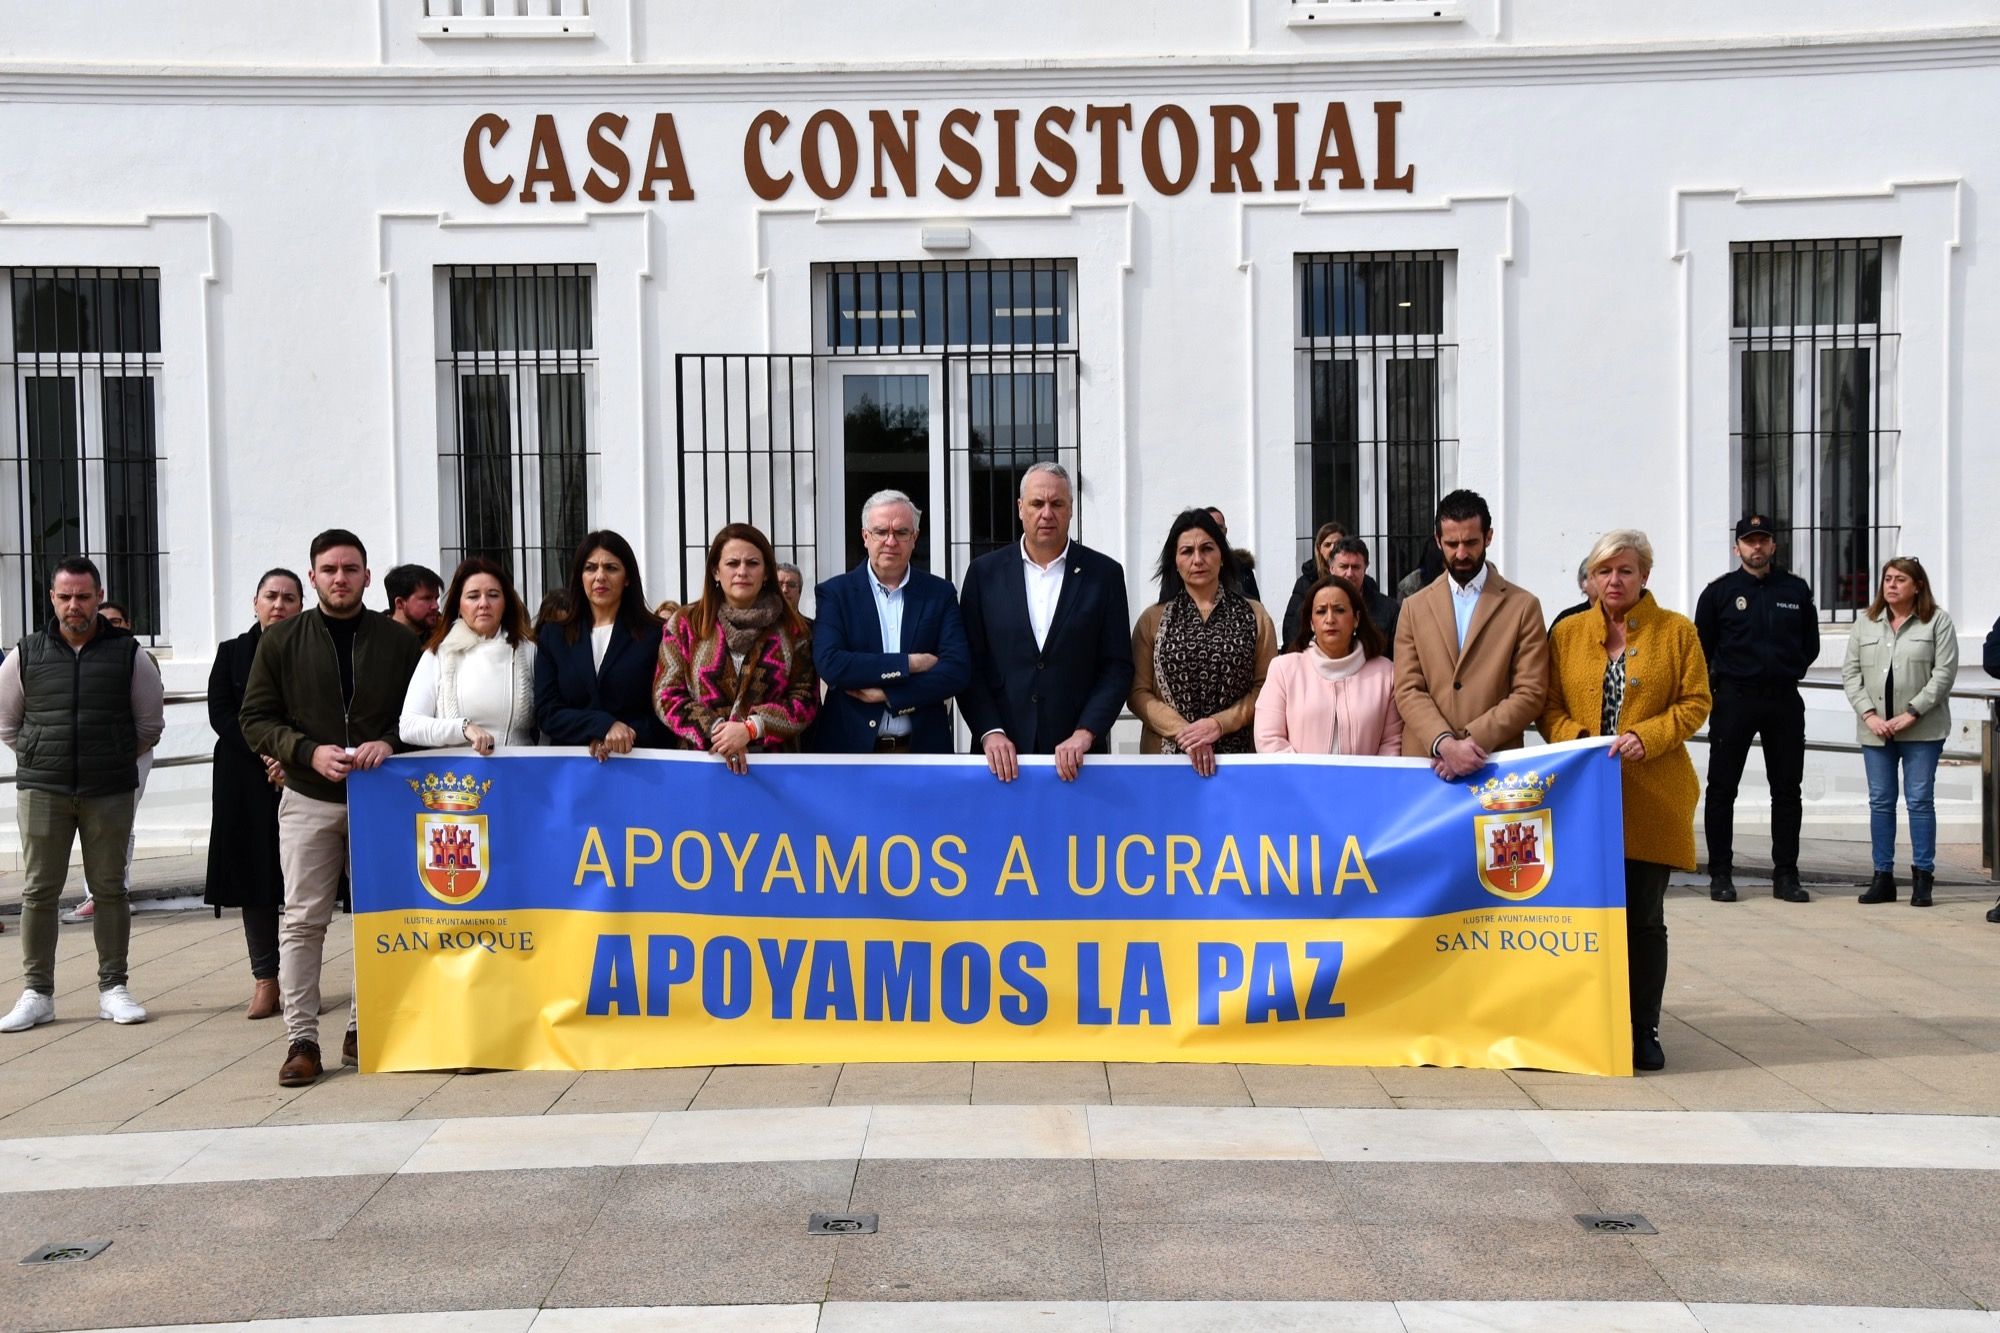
[959,462,1134,782]
[811,490,970,754]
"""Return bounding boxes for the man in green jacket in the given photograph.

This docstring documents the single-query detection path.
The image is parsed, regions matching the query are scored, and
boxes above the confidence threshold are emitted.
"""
[240,529,422,1086]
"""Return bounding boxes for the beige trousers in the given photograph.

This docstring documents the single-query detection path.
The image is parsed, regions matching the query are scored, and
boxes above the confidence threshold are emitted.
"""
[276,787,354,1046]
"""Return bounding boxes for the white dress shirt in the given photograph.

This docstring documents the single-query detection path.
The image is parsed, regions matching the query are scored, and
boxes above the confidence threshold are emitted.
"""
[1021,539,1070,650]
[1451,562,1490,650]
[869,565,914,738]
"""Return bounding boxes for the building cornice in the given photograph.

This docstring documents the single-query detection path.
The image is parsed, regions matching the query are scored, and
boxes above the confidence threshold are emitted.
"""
[1,26,1998,103]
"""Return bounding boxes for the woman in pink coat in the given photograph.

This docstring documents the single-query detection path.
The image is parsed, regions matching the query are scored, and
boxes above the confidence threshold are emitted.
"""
[1254,574,1403,756]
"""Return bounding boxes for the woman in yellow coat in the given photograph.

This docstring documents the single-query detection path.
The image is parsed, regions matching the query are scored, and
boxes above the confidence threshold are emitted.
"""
[1541,529,1711,1073]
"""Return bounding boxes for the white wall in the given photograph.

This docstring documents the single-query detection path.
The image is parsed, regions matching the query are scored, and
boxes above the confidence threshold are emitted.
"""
[2,8,1996,839]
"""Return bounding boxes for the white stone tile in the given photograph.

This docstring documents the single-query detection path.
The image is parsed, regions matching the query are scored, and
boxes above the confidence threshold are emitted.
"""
[863,1104,1090,1159]
[0,1127,219,1194]
[1086,1105,1318,1160]
[820,1302,1110,1332]
[1691,1305,1998,1332]
[1115,1300,1403,1331]
[1400,1301,1704,1332]
[1305,1109,1552,1163]
[400,1111,655,1174]
[163,1119,442,1184]
[1522,1111,1778,1165]
[533,1306,819,1333]
[633,1105,870,1164]
[1738,1112,2000,1170]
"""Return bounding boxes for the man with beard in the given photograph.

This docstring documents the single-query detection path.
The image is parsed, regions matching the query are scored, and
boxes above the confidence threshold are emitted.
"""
[1693,514,1818,904]
[0,557,163,1032]
[1393,490,1550,780]
[241,529,422,1085]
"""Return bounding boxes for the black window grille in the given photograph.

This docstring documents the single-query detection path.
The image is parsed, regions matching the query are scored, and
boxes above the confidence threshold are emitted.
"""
[437,264,595,608]
[1731,238,1898,621]
[821,259,1081,580]
[675,353,818,602]
[1294,251,1456,589]
[1,267,164,644]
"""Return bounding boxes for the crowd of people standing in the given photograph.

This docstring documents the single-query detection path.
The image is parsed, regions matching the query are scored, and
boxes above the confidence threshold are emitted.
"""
[2,462,1996,1083]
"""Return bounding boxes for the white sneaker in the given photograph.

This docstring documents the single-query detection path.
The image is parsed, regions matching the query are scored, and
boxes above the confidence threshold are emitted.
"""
[97,986,147,1025]
[0,990,55,1033]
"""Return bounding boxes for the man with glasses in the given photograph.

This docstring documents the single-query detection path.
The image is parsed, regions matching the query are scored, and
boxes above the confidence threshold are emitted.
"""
[808,490,970,754]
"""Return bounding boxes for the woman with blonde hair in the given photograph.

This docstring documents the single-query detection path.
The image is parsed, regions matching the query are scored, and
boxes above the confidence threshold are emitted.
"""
[1842,556,1959,907]
[1541,529,1710,1072]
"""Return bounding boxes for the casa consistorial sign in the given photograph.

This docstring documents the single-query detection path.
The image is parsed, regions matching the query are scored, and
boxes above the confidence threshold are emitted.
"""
[462,101,1417,205]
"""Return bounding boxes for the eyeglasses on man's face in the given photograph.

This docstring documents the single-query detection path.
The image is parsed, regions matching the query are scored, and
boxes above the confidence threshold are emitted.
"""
[866,527,916,543]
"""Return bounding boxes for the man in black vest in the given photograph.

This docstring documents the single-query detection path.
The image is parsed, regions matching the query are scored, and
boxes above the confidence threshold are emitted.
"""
[0,556,164,1033]
[241,529,422,1085]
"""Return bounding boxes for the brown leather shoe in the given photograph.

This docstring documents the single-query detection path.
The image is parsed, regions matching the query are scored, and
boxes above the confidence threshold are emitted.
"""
[246,978,279,1021]
[341,1029,359,1067]
[279,1039,323,1087]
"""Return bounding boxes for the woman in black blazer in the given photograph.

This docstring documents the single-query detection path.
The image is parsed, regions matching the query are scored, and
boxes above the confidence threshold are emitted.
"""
[204,568,303,1018]
[532,529,671,758]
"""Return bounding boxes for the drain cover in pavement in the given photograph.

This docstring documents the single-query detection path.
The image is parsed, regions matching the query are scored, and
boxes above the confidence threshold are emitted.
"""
[808,1212,878,1235]
[20,1240,112,1266]
[1575,1213,1657,1235]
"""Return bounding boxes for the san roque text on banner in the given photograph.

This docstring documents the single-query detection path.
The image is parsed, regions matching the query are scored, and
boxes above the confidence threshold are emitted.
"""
[348,740,1632,1076]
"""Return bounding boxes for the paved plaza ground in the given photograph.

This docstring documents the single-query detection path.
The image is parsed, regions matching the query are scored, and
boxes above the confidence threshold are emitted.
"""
[0,842,1996,1331]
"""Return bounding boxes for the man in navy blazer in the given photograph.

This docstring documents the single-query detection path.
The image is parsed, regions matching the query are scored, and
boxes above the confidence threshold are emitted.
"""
[959,461,1134,782]
[810,489,971,754]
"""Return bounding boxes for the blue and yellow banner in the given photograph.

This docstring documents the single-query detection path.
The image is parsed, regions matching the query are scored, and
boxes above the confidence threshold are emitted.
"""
[349,739,1633,1076]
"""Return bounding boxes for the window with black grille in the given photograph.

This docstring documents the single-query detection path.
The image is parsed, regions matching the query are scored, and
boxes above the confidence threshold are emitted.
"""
[1731,238,1898,621]
[1,268,164,645]
[1294,251,1456,589]
[815,260,1081,578]
[436,264,595,607]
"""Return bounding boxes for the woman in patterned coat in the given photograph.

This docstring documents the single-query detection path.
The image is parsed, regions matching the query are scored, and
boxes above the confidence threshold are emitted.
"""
[655,523,818,773]
[1129,508,1277,777]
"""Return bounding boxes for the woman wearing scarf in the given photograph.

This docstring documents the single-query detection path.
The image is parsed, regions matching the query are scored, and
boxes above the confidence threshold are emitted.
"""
[1254,574,1402,757]
[400,556,539,756]
[656,522,818,773]
[1130,508,1277,777]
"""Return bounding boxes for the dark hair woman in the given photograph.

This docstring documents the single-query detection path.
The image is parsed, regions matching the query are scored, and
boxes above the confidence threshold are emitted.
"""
[656,522,818,774]
[531,530,669,761]
[203,568,303,1019]
[1128,508,1276,777]
[1843,556,1959,907]
[400,557,538,757]
[1255,574,1401,757]
[1280,519,1349,646]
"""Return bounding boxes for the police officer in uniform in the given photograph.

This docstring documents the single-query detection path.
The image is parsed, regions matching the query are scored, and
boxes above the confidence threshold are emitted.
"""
[1694,515,1818,904]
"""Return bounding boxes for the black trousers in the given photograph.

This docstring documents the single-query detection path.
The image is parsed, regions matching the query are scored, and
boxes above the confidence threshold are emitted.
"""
[242,905,281,981]
[1703,688,1806,875]
[1625,859,1671,1034]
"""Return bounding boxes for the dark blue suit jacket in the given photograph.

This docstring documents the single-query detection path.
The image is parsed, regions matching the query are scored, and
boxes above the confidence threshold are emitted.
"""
[532,617,672,748]
[809,563,971,753]
[958,540,1134,753]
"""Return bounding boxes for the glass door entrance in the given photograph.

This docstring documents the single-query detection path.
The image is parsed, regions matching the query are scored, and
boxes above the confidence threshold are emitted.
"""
[825,364,943,576]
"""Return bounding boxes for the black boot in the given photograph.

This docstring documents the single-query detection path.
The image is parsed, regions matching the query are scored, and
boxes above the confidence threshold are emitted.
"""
[1987,897,2000,924]
[1772,870,1811,904]
[1910,868,1934,908]
[1633,1026,1665,1071]
[1858,871,1897,904]
[1709,872,1737,903]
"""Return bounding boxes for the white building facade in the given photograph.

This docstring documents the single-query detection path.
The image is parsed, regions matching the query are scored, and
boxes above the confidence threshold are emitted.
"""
[2,1,1996,844]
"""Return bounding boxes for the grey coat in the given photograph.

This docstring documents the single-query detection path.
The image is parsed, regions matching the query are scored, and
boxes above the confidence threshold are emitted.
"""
[1841,608,1959,745]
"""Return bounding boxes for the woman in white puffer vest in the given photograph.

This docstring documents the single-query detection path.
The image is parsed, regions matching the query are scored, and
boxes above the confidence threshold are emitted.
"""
[400,557,538,755]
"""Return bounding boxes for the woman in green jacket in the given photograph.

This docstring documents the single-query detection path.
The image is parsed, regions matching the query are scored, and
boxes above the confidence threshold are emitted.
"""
[1841,557,1959,906]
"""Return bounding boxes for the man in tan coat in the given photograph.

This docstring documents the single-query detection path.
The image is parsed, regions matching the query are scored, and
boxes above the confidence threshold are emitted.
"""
[1393,489,1550,779]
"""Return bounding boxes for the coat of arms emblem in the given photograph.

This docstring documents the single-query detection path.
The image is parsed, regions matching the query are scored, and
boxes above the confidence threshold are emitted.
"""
[409,771,493,906]
[1472,770,1554,901]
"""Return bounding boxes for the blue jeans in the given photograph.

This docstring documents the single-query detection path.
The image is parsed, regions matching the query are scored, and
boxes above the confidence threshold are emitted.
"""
[1861,738,1944,873]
